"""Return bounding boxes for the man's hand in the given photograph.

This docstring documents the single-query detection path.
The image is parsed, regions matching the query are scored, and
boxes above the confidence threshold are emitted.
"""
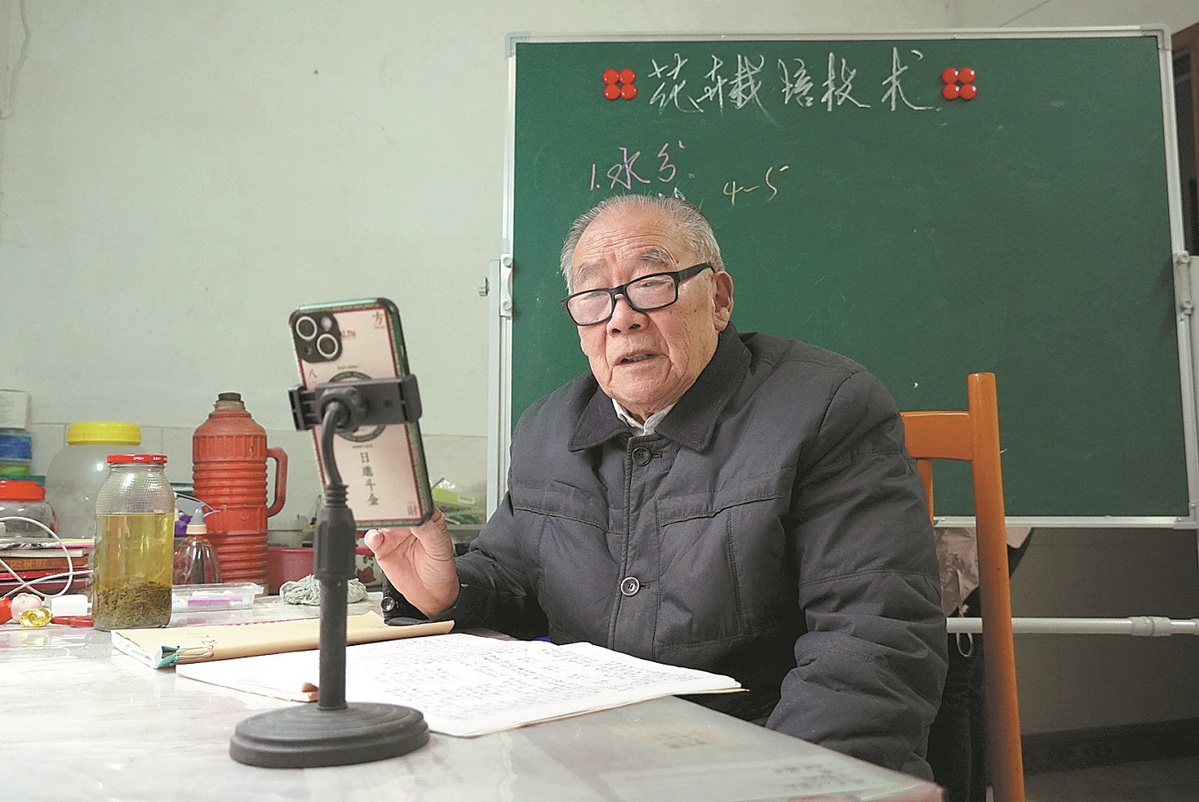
[364,507,460,617]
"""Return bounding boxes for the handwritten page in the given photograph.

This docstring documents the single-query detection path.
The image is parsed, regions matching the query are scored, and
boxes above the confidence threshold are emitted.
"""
[176,633,742,737]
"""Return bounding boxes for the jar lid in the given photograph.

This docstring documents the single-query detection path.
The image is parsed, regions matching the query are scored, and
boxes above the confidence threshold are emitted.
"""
[106,453,167,465]
[0,479,45,500]
[66,421,142,445]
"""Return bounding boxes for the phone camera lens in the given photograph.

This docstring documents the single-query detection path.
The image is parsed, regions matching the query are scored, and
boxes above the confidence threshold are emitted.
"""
[315,332,341,359]
[294,315,319,341]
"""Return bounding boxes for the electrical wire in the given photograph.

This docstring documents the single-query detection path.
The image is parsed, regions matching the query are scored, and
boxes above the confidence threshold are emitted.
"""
[320,402,347,487]
[0,515,88,599]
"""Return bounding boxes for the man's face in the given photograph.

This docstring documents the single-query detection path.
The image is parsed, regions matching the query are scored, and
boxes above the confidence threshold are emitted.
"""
[569,204,734,422]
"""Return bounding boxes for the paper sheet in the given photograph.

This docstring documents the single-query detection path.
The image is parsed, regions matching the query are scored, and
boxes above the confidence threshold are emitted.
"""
[176,633,743,737]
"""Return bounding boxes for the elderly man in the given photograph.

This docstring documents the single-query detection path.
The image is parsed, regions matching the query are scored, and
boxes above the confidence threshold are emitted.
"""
[366,194,947,778]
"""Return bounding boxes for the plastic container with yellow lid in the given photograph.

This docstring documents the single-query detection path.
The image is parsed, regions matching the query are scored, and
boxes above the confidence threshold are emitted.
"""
[44,422,143,538]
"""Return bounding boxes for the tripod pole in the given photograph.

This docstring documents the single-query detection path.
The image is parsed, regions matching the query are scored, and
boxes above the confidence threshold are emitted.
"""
[229,399,428,768]
[315,480,353,711]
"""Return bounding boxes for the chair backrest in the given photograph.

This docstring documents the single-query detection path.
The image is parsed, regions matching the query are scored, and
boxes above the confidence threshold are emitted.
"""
[901,372,1025,802]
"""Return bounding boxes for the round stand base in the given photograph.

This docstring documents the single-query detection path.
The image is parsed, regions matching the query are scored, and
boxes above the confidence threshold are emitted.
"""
[230,702,428,768]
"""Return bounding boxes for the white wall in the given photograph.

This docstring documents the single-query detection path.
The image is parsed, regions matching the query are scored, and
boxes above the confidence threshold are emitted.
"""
[0,3,8,185]
[949,0,1197,32]
[0,0,949,517]
[2,0,1198,737]
[0,0,951,435]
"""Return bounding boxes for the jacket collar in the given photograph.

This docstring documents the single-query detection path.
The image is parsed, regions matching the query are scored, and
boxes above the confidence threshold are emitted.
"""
[568,323,750,453]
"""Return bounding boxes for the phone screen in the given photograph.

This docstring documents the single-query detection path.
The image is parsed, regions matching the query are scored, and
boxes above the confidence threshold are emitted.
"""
[290,298,434,527]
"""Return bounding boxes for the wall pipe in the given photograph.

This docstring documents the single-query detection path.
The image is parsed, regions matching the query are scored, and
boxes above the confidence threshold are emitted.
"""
[946,616,1199,636]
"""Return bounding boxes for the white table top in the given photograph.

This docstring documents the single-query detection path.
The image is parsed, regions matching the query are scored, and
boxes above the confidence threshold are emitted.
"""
[2,595,943,801]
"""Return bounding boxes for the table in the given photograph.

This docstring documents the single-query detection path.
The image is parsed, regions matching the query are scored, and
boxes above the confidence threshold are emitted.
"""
[2,595,943,801]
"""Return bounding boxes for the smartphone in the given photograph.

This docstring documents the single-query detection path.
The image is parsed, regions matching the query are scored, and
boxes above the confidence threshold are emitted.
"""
[289,298,434,528]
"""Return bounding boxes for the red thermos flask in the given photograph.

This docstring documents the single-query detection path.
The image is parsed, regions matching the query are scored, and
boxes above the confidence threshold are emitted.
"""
[192,393,288,586]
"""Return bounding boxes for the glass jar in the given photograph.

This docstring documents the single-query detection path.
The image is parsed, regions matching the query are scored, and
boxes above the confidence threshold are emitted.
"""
[0,480,55,537]
[44,422,142,538]
[92,454,175,631]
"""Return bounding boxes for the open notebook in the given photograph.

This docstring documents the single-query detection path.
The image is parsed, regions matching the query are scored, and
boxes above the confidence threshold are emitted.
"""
[175,632,743,737]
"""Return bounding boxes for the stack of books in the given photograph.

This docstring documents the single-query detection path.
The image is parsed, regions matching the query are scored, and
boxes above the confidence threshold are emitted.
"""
[0,538,92,595]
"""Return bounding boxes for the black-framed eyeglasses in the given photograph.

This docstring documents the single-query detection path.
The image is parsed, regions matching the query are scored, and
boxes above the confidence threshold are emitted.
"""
[560,262,715,327]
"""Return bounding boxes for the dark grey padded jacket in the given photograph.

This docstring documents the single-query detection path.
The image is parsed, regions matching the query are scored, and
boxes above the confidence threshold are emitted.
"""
[394,326,947,778]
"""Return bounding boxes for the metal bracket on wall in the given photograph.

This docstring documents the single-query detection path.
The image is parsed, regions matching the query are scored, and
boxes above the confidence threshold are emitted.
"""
[1176,251,1194,317]
[498,254,513,320]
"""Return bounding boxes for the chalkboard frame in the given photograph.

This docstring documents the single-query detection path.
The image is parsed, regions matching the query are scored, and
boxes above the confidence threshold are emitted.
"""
[488,28,1199,528]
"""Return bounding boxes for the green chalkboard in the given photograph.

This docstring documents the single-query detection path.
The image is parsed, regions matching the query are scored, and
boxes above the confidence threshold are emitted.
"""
[508,32,1191,519]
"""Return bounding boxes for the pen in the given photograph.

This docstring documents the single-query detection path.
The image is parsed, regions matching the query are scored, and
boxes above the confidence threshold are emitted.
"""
[51,616,93,627]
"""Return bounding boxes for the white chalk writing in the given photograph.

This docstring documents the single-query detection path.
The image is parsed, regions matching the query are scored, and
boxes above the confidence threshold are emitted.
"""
[881,48,932,111]
[728,54,767,110]
[591,142,687,192]
[779,58,815,107]
[722,164,789,206]
[692,56,729,111]
[644,48,937,114]
[649,53,692,112]
[822,52,869,110]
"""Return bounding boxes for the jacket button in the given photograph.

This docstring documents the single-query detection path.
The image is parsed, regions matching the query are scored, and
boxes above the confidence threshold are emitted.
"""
[620,576,640,596]
[631,446,652,466]
[380,596,397,613]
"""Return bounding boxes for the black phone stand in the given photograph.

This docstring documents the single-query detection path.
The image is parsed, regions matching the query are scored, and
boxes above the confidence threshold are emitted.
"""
[229,377,429,768]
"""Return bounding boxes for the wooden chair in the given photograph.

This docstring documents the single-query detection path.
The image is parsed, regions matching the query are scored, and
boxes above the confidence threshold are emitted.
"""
[901,372,1025,802]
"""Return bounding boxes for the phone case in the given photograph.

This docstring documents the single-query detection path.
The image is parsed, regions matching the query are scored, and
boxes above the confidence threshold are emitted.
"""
[289,298,434,528]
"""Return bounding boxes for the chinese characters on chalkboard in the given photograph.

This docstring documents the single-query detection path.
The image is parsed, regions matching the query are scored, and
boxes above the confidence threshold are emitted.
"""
[647,47,936,114]
[588,140,789,207]
[588,140,789,206]
[588,47,946,207]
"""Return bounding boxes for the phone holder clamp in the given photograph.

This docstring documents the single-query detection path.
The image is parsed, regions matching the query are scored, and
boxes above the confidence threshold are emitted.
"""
[289,375,422,433]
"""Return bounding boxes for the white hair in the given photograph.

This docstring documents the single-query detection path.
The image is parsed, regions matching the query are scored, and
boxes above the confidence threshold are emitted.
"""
[558,195,725,291]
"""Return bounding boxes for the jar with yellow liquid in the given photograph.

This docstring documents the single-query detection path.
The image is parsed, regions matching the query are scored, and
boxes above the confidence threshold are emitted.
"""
[92,454,176,630]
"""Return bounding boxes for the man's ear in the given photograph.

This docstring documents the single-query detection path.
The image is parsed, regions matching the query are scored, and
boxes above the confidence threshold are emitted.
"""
[712,270,735,331]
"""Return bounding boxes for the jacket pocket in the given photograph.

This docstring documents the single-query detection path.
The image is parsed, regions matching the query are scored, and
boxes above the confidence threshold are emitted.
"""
[510,480,619,644]
[654,469,795,651]
[510,480,608,529]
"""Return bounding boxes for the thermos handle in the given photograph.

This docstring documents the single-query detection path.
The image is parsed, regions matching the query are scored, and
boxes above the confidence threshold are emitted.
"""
[266,447,288,517]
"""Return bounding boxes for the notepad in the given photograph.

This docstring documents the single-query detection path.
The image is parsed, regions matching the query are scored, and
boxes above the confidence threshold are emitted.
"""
[175,633,743,737]
[111,611,451,668]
